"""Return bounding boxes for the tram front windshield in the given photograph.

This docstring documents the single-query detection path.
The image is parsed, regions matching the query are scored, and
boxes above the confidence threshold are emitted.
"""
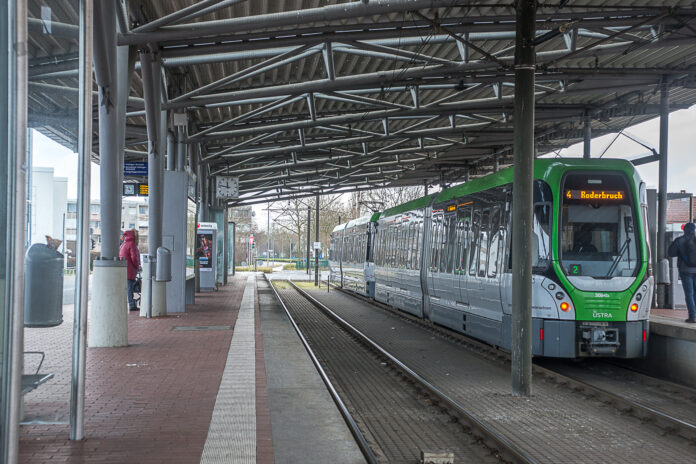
[560,173,639,279]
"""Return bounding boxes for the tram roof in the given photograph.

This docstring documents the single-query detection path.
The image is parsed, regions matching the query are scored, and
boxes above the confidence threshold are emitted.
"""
[27,1,696,205]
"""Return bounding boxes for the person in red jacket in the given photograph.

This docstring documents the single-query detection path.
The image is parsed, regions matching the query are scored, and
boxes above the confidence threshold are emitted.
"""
[120,229,141,311]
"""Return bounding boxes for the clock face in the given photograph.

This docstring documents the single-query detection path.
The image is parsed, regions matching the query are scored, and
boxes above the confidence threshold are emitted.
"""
[216,176,239,199]
[123,183,136,196]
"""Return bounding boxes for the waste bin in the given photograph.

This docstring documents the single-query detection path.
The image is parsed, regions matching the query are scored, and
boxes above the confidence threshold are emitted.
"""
[24,243,64,327]
[156,247,171,282]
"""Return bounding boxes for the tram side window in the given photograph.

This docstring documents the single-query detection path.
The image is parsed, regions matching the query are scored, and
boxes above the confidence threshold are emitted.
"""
[469,209,481,276]
[444,215,457,274]
[414,220,422,270]
[532,203,552,269]
[478,208,490,277]
[431,216,440,271]
[458,207,471,271]
[488,206,502,278]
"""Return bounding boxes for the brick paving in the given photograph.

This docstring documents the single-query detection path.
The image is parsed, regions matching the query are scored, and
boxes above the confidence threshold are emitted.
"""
[19,273,265,464]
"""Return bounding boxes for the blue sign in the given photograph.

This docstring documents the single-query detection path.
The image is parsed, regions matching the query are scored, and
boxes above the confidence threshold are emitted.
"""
[124,162,148,177]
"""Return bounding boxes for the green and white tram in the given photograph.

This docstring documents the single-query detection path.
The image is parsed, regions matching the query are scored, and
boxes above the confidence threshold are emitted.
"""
[331,159,653,358]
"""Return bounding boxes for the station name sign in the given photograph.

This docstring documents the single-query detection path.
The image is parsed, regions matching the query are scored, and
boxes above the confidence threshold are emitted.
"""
[565,190,625,201]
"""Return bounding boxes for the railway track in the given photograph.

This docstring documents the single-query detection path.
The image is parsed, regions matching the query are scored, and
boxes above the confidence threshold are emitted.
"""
[330,282,696,444]
[266,277,534,464]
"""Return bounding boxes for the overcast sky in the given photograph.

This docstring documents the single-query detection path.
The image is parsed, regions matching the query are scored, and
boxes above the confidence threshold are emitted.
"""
[31,104,696,230]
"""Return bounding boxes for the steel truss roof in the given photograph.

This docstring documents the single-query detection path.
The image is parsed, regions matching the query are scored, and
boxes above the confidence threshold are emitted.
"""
[27,1,696,205]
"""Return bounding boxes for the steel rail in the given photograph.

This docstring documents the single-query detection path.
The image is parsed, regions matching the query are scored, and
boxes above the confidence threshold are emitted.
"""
[333,285,696,445]
[287,280,535,464]
[263,276,379,464]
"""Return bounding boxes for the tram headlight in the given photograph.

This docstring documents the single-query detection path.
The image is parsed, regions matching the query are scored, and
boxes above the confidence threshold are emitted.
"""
[560,302,570,311]
[630,303,639,312]
[555,292,564,300]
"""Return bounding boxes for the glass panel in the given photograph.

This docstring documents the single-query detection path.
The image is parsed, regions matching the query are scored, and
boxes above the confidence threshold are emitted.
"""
[532,203,552,270]
[488,206,501,278]
[469,209,481,276]
[560,173,639,278]
[478,209,490,277]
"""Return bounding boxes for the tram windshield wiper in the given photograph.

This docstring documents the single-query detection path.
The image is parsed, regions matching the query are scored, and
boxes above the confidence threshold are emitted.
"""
[606,237,631,278]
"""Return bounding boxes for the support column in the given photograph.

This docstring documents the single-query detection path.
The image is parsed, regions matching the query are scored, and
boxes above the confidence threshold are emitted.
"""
[139,45,166,317]
[176,126,185,171]
[583,110,591,159]
[89,0,127,347]
[315,194,319,286]
[656,79,670,308]
[223,207,229,285]
[511,0,536,397]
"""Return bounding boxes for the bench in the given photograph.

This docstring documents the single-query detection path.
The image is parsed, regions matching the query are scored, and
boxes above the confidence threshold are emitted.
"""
[21,351,54,395]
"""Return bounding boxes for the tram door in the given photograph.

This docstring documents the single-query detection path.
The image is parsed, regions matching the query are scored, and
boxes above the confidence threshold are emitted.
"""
[467,206,504,321]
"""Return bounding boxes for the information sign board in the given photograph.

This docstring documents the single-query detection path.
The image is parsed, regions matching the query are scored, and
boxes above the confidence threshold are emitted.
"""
[124,162,148,177]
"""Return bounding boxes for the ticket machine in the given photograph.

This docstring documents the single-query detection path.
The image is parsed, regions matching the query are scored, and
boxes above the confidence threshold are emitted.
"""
[196,222,218,291]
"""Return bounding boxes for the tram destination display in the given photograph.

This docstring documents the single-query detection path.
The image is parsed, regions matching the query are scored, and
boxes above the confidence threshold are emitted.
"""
[565,189,625,201]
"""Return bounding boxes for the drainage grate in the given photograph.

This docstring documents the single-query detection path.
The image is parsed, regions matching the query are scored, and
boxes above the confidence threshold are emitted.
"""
[172,325,234,331]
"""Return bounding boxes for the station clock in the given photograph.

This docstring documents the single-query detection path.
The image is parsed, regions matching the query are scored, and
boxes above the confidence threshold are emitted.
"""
[215,176,239,199]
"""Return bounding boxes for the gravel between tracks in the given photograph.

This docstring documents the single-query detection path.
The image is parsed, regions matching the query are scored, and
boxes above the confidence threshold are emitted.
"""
[275,285,503,464]
[303,286,696,463]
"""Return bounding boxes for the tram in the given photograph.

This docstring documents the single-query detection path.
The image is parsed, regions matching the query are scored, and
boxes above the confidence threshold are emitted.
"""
[329,159,653,358]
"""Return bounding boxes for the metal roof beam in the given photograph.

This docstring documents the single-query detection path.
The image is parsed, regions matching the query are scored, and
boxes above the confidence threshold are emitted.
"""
[119,0,467,45]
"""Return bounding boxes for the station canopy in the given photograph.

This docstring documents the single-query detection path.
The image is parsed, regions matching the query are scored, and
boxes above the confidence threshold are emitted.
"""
[28,1,696,206]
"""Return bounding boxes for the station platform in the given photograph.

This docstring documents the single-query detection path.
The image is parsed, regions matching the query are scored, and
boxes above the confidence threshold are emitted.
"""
[19,272,363,464]
[19,271,696,463]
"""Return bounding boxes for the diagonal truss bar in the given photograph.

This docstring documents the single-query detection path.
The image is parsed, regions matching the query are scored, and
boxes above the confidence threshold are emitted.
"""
[171,43,318,102]
[191,94,305,139]
[131,0,249,34]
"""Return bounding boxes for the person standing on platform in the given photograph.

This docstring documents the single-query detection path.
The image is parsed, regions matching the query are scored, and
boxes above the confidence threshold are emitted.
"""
[120,229,141,311]
[668,222,696,323]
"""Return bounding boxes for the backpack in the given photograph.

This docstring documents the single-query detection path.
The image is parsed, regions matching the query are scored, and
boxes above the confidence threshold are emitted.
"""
[683,236,696,267]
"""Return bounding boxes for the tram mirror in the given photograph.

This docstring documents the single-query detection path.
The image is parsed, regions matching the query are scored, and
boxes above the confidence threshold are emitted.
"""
[624,216,633,234]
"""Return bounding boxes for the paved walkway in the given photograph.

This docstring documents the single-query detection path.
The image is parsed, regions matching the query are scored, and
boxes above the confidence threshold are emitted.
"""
[20,275,248,463]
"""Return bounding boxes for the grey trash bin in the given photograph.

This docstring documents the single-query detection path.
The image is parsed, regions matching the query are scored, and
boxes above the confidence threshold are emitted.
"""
[24,244,64,327]
[156,247,171,282]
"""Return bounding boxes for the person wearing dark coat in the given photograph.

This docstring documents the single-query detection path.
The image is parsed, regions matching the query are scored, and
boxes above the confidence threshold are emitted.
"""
[668,222,696,323]
[119,229,141,311]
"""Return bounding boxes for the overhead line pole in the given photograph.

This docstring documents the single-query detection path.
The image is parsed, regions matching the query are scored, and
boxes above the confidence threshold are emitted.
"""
[315,194,319,286]
[511,0,536,397]
[306,207,311,275]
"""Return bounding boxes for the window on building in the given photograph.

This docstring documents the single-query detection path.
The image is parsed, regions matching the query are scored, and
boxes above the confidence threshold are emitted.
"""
[139,206,147,214]
[67,203,77,213]
[90,204,99,214]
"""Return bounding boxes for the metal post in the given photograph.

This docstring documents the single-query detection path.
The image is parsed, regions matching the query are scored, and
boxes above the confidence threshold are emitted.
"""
[4,1,27,460]
[315,194,319,286]
[70,0,92,441]
[26,129,32,248]
[166,130,175,171]
[176,126,185,171]
[306,207,311,275]
[511,0,536,397]
[266,203,270,265]
[656,79,670,308]
[223,206,229,285]
[583,110,591,159]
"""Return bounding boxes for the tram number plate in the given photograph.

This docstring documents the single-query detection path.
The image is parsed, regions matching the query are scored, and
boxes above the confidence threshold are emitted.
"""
[568,264,582,275]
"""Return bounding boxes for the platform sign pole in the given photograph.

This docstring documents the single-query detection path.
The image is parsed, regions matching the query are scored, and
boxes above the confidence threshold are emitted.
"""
[511,0,536,397]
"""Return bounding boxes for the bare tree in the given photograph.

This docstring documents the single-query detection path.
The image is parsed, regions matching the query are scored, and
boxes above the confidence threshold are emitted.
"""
[349,186,426,217]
